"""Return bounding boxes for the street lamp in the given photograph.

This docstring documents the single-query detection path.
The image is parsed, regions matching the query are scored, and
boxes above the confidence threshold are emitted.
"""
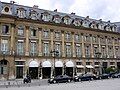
[50,49,59,78]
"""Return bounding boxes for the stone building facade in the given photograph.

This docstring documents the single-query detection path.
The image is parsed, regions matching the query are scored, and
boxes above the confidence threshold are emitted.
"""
[0,1,120,80]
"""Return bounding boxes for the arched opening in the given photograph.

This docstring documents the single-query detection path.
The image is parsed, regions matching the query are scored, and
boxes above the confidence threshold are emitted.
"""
[29,61,39,79]
[55,61,63,76]
[0,59,9,79]
[42,61,51,79]
[65,61,74,77]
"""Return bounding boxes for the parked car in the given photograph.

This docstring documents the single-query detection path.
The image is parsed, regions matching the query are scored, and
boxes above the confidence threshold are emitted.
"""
[111,73,120,78]
[98,74,110,79]
[74,74,96,82]
[48,75,73,84]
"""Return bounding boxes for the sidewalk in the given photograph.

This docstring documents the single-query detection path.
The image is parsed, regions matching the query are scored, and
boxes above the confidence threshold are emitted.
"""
[0,79,48,88]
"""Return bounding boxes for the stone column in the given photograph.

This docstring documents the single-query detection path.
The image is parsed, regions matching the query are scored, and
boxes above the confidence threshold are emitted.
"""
[25,26,29,56]
[38,28,42,56]
[61,31,65,57]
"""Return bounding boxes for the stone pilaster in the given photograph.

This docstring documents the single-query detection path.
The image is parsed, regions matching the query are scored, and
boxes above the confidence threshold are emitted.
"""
[112,38,116,58]
[90,34,94,58]
[10,24,16,51]
[81,33,85,57]
[61,31,65,57]
[105,36,109,58]
[72,32,76,57]
[38,28,42,56]
[50,29,54,51]
[25,26,29,56]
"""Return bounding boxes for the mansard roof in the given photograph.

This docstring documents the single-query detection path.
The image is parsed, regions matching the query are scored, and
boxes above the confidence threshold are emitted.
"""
[0,1,119,33]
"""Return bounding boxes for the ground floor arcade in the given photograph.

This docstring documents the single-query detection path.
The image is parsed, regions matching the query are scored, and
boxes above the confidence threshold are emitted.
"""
[0,58,120,80]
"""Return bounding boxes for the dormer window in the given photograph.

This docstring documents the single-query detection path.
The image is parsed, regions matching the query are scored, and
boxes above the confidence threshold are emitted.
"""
[17,7,26,18]
[53,14,61,23]
[73,18,81,26]
[30,10,38,20]
[82,16,90,28]
[97,19,104,30]
[111,24,117,32]
[41,12,51,22]
[63,15,72,25]
[82,19,90,27]
[90,21,97,29]
[104,24,111,31]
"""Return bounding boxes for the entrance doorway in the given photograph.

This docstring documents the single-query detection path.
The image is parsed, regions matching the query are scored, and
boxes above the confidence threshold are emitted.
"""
[16,66,23,78]
[29,67,38,79]
[66,67,73,77]
[42,67,51,79]
[55,67,62,76]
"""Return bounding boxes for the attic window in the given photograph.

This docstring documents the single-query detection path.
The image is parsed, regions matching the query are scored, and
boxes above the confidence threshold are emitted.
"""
[4,7,9,12]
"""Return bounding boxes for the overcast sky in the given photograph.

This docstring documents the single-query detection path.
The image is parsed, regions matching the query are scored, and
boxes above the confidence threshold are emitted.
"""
[1,0,120,22]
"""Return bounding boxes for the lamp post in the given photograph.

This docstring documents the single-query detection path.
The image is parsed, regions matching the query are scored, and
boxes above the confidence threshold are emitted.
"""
[50,49,59,78]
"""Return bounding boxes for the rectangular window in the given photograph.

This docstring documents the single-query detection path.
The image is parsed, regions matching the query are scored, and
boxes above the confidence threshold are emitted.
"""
[101,47,106,58]
[65,33,71,40]
[66,44,71,57]
[76,62,82,65]
[85,45,90,57]
[31,29,36,36]
[43,42,49,56]
[18,26,24,36]
[76,44,81,57]
[55,32,60,39]
[55,43,61,56]
[43,30,49,38]
[2,25,9,34]
[86,62,90,65]
[17,41,24,55]
[75,34,80,41]
[1,40,8,53]
[30,42,37,56]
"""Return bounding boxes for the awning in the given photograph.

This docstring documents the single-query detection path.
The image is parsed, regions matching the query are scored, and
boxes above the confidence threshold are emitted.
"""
[29,61,39,67]
[66,61,74,67]
[42,61,51,67]
[55,61,63,67]
[86,65,94,68]
[94,65,100,67]
[76,65,84,68]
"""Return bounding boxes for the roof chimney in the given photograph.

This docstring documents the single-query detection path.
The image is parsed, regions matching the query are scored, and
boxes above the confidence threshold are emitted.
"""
[10,0,16,4]
[33,5,39,9]
[54,9,57,12]
[86,16,89,19]
[71,12,75,15]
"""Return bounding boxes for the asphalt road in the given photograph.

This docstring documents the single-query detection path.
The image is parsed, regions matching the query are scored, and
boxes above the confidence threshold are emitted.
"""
[0,78,120,90]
